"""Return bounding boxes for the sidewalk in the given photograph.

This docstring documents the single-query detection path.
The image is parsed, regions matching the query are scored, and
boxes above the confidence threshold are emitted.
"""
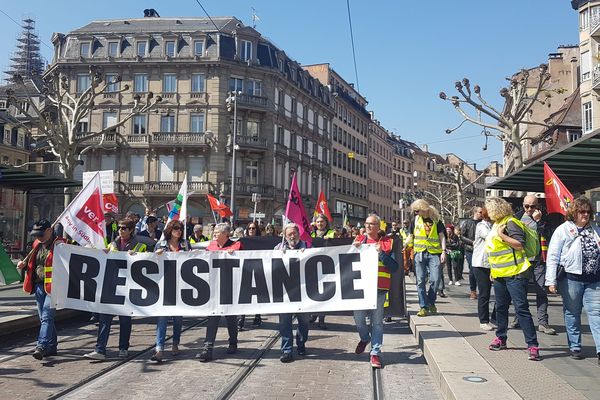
[406,275,600,400]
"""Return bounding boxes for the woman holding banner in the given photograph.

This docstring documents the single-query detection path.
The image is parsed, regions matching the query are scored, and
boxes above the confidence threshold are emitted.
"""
[151,220,189,362]
[196,223,241,362]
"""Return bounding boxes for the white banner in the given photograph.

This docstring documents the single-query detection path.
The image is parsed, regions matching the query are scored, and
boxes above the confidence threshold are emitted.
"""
[51,243,379,316]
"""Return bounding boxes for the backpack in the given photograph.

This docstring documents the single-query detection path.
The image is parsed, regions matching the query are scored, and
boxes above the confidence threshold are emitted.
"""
[509,217,540,258]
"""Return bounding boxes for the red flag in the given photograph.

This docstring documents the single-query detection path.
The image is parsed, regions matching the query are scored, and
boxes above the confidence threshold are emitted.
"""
[285,173,312,245]
[102,193,119,214]
[544,162,573,215]
[313,191,333,222]
[207,194,233,217]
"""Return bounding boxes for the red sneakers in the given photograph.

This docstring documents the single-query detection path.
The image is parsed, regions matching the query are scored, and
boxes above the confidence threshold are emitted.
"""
[355,340,368,354]
[370,355,382,368]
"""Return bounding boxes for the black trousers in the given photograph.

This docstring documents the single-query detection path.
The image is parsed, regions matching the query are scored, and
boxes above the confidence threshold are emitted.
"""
[203,315,238,348]
[472,267,492,324]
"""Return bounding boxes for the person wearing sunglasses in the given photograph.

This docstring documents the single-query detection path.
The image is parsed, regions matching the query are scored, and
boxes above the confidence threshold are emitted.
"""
[84,218,147,361]
[546,196,600,362]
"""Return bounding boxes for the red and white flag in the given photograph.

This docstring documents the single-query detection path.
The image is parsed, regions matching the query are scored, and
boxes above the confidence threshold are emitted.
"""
[313,190,333,222]
[207,194,233,217]
[102,193,119,214]
[55,172,106,248]
[285,173,312,245]
[544,162,573,215]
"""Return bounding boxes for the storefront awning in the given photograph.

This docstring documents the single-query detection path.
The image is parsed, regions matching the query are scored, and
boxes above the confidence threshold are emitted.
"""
[487,131,600,194]
[0,164,82,190]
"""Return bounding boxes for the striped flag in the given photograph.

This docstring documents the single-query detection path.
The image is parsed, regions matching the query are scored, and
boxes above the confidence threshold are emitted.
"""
[168,175,188,223]
[0,244,20,285]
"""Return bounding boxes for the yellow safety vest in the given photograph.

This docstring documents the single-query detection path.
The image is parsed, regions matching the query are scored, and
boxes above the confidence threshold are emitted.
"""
[311,229,336,239]
[485,216,530,278]
[413,216,442,254]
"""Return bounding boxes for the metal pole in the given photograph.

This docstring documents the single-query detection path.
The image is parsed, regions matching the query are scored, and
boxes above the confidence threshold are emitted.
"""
[230,91,238,224]
[253,198,258,222]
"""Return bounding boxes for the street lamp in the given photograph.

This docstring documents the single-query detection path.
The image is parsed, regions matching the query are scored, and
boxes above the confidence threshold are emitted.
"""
[226,91,242,223]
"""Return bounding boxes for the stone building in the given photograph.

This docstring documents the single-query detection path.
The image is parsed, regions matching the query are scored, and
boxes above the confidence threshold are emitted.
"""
[49,15,333,224]
[367,116,393,222]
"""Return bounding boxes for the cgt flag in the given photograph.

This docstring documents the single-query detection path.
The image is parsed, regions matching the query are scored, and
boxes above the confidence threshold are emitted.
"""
[207,194,233,218]
[285,173,312,245]
[313,190,333,222]
[56,171,106,249]
[544,162,573,215]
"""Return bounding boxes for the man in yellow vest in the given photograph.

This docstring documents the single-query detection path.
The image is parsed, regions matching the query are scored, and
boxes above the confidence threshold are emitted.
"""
[407,199,447,317]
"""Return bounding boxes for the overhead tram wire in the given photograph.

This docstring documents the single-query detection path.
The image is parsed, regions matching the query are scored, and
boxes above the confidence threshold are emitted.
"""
[194,0,221,32]
[346,0,360,92]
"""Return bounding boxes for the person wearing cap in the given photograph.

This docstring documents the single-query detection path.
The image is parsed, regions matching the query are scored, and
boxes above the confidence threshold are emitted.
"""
[188,224,208,244]
[17,219,66,360]
[104,213,118,246]
[139,215,162,243]
[446,224,464,286]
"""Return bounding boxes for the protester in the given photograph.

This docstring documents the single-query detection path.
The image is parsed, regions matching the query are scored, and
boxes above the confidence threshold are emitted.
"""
[84,218,147,361]
[352,214,398,368]
[471,208,494,331]
[232,226,245,238]
[309,214,335,329]
[274,223,311,363]
[17,219,66,360]
[484,197,540,361]
[151,220,188,362]
[188,224,208,244]
[104,212,118,245]
[460,206,483,300]
[139,215,162,244]
[400,220,414,275]
[407,199,446,317]
[238,222,262,331]
[196,223,240,362]
[446,225,464,286]
[546,196,600,362]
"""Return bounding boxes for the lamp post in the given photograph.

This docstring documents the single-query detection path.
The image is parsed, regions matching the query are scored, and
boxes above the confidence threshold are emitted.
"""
[226,91,242,223]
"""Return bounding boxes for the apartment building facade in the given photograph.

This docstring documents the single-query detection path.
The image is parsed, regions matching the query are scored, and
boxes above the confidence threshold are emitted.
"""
[367,117,393,222]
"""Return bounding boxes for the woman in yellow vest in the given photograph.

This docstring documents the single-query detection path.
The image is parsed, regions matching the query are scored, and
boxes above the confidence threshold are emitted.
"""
[485,197,540,361]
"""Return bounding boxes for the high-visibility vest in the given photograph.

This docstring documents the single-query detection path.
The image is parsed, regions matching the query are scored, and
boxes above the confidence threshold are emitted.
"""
[485,216,531,278]
[311,229,335,239]
[357,234,393,291]
[23,236,66,295]
[108,239,147,253]
[413,216,442,254]
[540,235,548,262]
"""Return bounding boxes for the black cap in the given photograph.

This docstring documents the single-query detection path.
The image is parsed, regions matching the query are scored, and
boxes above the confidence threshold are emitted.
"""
[146,216,158,224]
[31,219,52,236]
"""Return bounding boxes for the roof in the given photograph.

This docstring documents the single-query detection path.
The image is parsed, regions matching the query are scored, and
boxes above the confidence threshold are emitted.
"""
[487,130,600,193]
[0,164,81,190]
[71,17,243,35]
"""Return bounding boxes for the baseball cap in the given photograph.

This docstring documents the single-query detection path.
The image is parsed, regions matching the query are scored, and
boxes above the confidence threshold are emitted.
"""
[146,216,158,224]
[31,219,52,236]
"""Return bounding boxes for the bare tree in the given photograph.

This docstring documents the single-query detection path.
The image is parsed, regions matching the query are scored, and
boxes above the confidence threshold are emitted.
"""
[439,64,558,170]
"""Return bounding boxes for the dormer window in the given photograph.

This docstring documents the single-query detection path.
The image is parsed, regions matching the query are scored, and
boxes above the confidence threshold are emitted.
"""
[193,40,205,56]
[136,41,147,57]
[80,42,91,57]
[165,40,176,57]
[240,40,252,61]
[108,41,119,57]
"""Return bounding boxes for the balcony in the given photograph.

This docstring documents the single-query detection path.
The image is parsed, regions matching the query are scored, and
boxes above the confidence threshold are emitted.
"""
[593,65,600,89]
[122,181,213,195]
[76,132,117,145]
[236,93,268,111]
[124,134,150,147]
[274,143,288,157]
[592,13,600,36]
[223,181,274,198]
[236,135,268,151]
[151,132,211,148]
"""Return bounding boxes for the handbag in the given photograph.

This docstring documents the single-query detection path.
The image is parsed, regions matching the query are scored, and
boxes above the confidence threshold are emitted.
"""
[556,265,566,281]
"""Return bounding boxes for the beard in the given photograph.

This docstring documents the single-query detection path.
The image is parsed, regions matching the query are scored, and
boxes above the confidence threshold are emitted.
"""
[287,238,299,248]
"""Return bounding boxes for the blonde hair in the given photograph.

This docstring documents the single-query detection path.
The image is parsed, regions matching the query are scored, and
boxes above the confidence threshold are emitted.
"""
[410,199,439,220]
[485,197,514,222]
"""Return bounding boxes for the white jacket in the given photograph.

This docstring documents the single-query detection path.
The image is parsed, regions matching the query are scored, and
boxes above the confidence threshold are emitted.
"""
[545,221,600,286]
[472,220,492,268]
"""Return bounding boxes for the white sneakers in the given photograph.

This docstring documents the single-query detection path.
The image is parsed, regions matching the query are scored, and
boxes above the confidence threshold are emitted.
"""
[480,323,495,331]
[455,281,462,286]
[119,350,129,358]
[83,351,106,360]
[448,281,454,285]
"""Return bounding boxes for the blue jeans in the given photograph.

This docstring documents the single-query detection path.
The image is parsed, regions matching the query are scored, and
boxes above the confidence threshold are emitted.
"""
[279,313,310,353]
[559,278,600,353]
[415,251,441,308]
[465,251,477,292]
[353,290,387,356]
[155,316,183,351]
[493,276,538,347]
[34,283,57,351]
[95,313,132,354]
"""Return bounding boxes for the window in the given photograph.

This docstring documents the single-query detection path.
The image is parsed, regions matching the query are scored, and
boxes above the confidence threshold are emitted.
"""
[132,115,146,134]
[165,40,176,57]
[77,120,89,133]
[76,74,91,93]
[129,155,144,183]
[161,115,175,132]
[190,113,205,133]
[188,156,205,181]
[193,40,204,56]
[229,77,244,92]
[245,160,258,184]
[108,41,119,57]
[80,42,90,57]
[191,73,205,92]
[240,40,252,61]
[568,130,582,142]
[103,112,117,130]
[246,121,259,137]
[583,102,593,133]
[136,41,147,57]
[581,50,591,81]
[159,155,174,181]
[105,73,119,92]
[246,79,262,96]
[163,73,177,93]
[592,6,600,29]
[134,73,148,93]
[101,155,116,171]
[276,126,284,144]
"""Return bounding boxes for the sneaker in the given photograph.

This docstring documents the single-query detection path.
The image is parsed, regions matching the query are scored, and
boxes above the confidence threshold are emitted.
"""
[297,345,307,356]
[428,305,437,314]
[448,281,454,286]
[528,346,541,361]
[416,307,429,317]
[370,354,382,368]
[252,315,262,326]
[196,348,212,362]
[172,344,180,356]
[32,347,44,360]
[488,337,507,351]
[226,344,238,354]
[455,281,461,286]
[83,351,106,361]
[480,323,495,331]
[470,291,477,300]
[280,352,294,363]
[355,340,369,354]
[438,291,447,298]
[151,351,163,362]
[569,349,584,360]
[119,350,128,358]
[538,324,556,335]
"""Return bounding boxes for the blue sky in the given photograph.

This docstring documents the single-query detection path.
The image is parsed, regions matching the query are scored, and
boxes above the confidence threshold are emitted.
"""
[0,1,578,168]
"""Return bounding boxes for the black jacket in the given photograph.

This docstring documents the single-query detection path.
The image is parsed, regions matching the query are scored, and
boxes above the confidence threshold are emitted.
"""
[459,219,478,253]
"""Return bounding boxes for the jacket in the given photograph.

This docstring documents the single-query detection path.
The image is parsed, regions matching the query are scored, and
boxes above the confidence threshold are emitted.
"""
[545,221,600,286]
[460,218,478,252]
[413,216,442,254]
[23,236,66,294]
[472,220,492,268]
[355,234,397,291]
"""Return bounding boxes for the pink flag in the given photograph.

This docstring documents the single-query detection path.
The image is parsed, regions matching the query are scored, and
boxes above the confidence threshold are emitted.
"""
[285,173,312,245]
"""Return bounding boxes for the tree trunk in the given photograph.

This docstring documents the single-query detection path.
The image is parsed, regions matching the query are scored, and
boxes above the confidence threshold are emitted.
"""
[511,125,523,169]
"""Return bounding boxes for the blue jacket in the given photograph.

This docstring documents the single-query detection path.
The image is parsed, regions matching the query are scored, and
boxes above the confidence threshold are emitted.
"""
[545,221,600,286]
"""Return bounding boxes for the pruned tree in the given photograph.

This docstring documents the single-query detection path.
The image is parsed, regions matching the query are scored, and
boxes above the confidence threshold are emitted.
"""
[439,64,560,170]
[5,66,161,181]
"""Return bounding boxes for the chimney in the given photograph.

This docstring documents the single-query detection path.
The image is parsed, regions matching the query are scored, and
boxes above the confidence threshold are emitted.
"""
[422,144,429,153]
[571,57,578,93]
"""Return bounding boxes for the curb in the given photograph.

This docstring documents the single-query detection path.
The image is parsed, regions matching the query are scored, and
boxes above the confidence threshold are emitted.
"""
[0,309,85,337]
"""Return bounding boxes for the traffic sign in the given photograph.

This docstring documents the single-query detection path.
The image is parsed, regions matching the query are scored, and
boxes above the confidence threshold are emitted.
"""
[249,212,266,218]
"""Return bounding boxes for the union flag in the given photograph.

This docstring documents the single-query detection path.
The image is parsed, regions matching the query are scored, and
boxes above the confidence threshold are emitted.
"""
[313,191,333,222]
[207,194,233,218]
[544,162,573,215]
